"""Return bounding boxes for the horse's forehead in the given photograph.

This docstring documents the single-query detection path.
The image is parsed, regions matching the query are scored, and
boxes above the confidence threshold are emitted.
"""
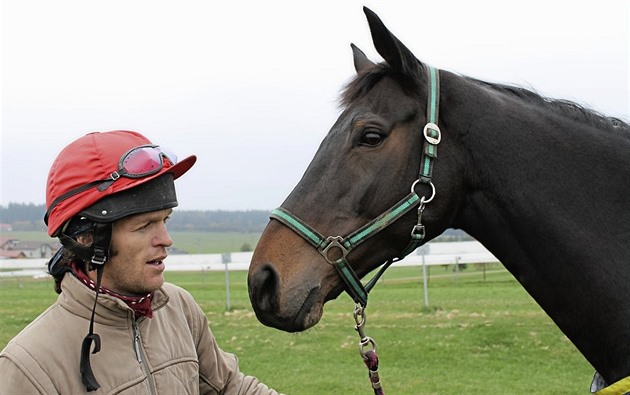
[350,75,419,116]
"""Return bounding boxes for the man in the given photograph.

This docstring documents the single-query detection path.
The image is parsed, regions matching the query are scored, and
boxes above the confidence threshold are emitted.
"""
[0,130,282,394]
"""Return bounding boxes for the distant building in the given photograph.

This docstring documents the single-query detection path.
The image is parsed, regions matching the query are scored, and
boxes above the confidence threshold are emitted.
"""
[0,237,58,259]
[0,237,19,250]
[14,241,57,258]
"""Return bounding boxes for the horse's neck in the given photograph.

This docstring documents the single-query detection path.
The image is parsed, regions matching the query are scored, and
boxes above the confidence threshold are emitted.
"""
[442,74,630,383]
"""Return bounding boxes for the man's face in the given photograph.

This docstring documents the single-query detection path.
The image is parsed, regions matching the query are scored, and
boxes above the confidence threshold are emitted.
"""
[100,208,173,295]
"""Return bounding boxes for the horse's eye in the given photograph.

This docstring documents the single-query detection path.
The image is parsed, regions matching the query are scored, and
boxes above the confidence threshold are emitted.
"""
[359,131,384,147]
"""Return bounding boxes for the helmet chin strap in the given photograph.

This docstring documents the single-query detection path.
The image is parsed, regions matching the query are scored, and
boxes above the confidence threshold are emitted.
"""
[58,222,112,392]
[80,265,104,391]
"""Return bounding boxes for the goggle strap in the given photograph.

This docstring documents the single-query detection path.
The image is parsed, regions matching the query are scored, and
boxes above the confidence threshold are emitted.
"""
[45,180,107,227]
[97,179,115,192]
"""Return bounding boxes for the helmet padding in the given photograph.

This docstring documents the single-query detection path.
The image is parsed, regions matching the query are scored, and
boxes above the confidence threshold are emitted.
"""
[80,173,178,223]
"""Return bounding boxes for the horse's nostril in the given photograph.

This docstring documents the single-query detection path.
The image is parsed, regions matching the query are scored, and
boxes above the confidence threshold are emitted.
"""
[249,264,279,313]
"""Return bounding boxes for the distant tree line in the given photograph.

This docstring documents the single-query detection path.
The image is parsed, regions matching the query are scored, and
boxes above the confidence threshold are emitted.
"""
[0,203,271,232]
[0,203,472,241]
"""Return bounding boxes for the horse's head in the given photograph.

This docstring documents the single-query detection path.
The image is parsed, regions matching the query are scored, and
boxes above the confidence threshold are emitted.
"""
[248,7,465,332]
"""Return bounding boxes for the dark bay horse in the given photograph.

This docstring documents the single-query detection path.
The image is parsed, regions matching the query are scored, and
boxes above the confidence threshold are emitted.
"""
[248,7,630,391]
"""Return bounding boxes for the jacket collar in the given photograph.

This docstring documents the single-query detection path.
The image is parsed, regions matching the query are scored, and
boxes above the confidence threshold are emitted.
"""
[59,273,169,324]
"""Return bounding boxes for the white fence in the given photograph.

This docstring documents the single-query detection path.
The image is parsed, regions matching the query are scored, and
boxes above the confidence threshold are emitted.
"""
[0,240,499,278]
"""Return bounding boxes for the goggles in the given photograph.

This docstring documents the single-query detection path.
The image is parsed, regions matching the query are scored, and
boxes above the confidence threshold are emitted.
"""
[108,144,177,183]
[45,144,178,225]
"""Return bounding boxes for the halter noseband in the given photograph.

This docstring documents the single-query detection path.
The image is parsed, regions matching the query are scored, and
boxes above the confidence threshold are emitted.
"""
[270,65,441,307]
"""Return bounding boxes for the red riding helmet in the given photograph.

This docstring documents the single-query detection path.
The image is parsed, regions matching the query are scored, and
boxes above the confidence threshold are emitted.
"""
[45,130,196,237]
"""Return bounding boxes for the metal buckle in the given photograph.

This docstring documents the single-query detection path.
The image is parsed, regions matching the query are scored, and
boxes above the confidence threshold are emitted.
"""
[91,247,107,266]
[91,254,107,266]
[423,123,441,145]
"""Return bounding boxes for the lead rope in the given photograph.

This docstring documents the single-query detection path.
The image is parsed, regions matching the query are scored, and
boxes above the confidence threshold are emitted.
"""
[354,304,384,395]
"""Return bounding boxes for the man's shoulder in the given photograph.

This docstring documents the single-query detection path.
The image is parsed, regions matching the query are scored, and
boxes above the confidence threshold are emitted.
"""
[0,302,79,365]
[161,281,190,295]
[159,282,197,306]
[155,282,205,326]
[2,303,65,348]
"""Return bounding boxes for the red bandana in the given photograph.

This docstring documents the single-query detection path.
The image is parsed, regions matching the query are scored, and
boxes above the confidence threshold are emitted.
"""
[69,262,154,318]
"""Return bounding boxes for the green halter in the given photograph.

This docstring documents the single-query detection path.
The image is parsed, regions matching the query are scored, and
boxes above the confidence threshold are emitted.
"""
[270,65,441,307]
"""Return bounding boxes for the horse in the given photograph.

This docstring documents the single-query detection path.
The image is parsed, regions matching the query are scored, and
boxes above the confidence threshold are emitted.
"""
[247,7,630,392]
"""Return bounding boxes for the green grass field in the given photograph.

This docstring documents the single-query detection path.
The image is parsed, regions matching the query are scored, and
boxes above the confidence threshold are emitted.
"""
[0,265,594,394]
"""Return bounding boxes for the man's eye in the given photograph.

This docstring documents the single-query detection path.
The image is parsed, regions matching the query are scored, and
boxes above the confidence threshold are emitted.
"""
[359,132,384,147]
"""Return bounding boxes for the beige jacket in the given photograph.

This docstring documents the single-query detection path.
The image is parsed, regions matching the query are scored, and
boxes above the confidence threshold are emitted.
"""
[0,273,281,395]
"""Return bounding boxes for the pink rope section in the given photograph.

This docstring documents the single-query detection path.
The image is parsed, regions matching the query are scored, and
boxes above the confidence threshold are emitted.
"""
[362,349,384,395]
[355,304,384,394]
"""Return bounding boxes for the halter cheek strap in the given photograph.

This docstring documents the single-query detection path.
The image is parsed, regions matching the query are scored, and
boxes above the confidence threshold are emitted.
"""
[419,65,440,184]
[270,65,441,307]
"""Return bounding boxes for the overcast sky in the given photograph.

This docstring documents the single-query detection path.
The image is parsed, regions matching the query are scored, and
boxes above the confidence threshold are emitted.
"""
[2,0,628,212]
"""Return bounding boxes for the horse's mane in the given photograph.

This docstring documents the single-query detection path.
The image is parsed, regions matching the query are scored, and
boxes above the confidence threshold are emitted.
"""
[469,77,630,134]
[340,63,629,134]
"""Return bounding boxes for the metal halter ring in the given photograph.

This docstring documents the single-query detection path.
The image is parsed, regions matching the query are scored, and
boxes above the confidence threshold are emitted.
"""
[423,123,441,145]
[411,179,436,204]
[359,337,377,356]
[319,236,350,264]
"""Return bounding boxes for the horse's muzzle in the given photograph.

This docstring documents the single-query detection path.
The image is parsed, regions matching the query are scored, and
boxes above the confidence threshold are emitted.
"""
[248,263,320,332]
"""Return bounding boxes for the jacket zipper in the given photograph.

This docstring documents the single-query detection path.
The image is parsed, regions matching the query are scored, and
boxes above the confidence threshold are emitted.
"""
[132,318,158,395]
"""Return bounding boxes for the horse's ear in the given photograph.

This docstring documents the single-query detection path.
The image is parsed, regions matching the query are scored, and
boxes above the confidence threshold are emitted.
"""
[351,43,375,73]
[363,7,420,78]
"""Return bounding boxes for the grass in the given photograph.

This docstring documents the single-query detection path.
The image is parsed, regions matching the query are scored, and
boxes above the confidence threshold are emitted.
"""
[0,265,593,394]
[169,231,261,254]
